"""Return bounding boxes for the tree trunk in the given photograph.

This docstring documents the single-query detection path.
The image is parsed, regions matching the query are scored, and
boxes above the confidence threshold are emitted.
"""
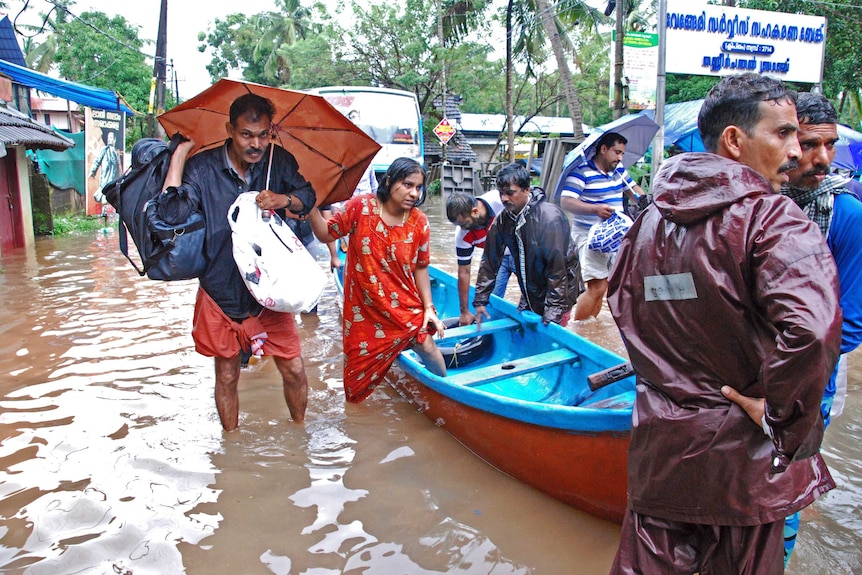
[506,0,515,162]
[535,0,584,139]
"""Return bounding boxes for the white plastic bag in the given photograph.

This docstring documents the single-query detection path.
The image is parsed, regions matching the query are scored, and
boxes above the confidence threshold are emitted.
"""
[587,211,633,253]
[228,191,326,313]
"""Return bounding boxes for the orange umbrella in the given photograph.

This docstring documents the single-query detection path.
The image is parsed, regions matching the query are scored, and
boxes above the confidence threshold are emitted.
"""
[157,79,381,207]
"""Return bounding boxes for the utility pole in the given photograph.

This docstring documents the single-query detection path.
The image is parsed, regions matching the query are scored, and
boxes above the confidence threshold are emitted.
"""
[612,0,625,119]
[506,0,514,162]
[147,0,168,138]
[438,0,447,165]
[650,0,667,187]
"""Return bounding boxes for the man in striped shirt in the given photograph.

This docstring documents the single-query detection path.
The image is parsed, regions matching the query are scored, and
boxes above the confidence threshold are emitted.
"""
[446,190,515,326]
[560,132,645,320]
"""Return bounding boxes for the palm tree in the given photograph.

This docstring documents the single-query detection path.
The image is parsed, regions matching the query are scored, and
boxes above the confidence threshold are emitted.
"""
[252,0,312,85]
[20,1,72,73]
[506,0,603,141]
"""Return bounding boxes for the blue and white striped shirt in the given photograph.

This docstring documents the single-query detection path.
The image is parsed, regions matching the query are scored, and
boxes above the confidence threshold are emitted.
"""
[560,159,635,231]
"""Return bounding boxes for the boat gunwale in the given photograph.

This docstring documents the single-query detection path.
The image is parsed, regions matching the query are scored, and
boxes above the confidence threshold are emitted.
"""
[395,267,634,434]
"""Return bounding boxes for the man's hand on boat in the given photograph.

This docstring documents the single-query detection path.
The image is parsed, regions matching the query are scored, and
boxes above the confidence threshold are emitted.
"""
[459,310,476,327]
[473,305,491,329]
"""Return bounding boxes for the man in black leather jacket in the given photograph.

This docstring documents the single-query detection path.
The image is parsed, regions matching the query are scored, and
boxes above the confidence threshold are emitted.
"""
[472,163,579,326]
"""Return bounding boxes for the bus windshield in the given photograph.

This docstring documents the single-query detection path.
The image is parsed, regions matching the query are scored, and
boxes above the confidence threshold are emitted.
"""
[312,87,424,172]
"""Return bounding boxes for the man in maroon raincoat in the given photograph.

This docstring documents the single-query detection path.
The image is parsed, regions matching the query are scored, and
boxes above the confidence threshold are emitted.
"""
[607,73,842,574]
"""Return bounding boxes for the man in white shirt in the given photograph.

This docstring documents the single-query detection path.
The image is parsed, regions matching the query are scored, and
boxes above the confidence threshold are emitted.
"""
[446,190,515,326]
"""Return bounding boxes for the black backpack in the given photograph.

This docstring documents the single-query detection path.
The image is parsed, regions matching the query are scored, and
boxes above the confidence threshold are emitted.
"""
[103,134,205,280]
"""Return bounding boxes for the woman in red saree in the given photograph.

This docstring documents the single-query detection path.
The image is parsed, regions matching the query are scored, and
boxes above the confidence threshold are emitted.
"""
[309,158,447,402]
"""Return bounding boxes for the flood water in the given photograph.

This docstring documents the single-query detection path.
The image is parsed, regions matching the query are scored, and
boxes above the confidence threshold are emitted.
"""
[0,193,859,574]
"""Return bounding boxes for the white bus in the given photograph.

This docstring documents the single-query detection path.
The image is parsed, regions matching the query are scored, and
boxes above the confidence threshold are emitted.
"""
[309,86,424,174]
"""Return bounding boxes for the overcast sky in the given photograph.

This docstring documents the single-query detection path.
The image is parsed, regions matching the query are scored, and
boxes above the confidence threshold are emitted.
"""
[6,0,280,97]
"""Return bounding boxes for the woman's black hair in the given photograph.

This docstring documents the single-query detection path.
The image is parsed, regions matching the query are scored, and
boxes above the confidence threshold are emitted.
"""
[377,157,427,207]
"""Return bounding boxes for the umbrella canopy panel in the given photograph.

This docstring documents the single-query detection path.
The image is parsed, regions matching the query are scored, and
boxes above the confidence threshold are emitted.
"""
[158,79,381,207]
[553,113,659,201]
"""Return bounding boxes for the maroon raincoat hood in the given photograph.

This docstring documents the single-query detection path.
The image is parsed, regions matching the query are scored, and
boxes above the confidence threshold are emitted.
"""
[651,152,776,225]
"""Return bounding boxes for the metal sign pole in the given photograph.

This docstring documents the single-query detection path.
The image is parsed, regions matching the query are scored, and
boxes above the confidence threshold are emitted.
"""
[649,0,667,191]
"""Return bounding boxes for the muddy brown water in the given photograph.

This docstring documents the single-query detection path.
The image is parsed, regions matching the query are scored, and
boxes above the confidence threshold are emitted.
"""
[0,194,859,574]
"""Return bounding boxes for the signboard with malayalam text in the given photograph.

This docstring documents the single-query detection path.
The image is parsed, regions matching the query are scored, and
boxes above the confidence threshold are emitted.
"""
[85,108,124,216]
[610,31,659,110]
[664,0,826,84]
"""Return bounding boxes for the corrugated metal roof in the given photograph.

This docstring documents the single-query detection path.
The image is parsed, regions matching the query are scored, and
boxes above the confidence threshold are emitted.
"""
[459,113,591,137]
[0,105,74,151]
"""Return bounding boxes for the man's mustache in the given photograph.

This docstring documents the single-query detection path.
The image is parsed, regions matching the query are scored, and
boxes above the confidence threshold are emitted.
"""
[801,165,830,178]
[778,159,800,173]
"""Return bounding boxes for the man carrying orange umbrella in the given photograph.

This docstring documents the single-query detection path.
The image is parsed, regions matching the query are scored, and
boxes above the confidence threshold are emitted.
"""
[160,92,315,431]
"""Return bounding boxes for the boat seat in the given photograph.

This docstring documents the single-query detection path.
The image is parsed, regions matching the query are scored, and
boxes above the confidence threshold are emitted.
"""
[448,348,580,387]
[579,390,636,410]
[435,317,520,344]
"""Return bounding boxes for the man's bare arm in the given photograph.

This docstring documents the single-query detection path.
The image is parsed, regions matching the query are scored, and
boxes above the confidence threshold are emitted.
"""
[163,139,196,191]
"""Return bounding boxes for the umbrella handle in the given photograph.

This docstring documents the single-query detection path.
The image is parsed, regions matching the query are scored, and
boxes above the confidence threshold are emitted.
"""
[265,139,275,190]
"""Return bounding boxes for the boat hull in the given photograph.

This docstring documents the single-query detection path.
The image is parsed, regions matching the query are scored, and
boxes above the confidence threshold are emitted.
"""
[333,251,632,523]
[390,372,629,523]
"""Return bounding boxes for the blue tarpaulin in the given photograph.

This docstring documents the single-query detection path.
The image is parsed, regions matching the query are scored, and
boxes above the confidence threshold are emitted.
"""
[643,99,706,146]
[653,98,862,172]
[0,59,133,114]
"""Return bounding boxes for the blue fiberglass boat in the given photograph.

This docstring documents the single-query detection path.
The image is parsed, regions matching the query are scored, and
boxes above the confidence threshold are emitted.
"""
[334,248,634,522]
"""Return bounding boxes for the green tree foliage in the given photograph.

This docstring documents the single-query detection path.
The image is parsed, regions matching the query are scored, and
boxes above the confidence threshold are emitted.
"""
[448,50,506,114]
[198,2,334,87]
[666,74,718,105]
[197,13,265,83]
[51,11,152,113]
[571,27,614,127]
[194,0,624,143]
[279,35,352,89]
[250,0,313,85]
[505,0,605,138]
[343,0,443,109]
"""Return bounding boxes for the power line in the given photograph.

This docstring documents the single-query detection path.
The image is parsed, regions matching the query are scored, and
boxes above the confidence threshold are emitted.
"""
[45,0,164,63]
[12,0,59,38]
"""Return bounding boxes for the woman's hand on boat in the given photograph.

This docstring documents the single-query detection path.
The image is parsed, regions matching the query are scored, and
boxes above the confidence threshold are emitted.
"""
[473,305,491,329]
[424,306,446,337]
[329,252,343,271]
